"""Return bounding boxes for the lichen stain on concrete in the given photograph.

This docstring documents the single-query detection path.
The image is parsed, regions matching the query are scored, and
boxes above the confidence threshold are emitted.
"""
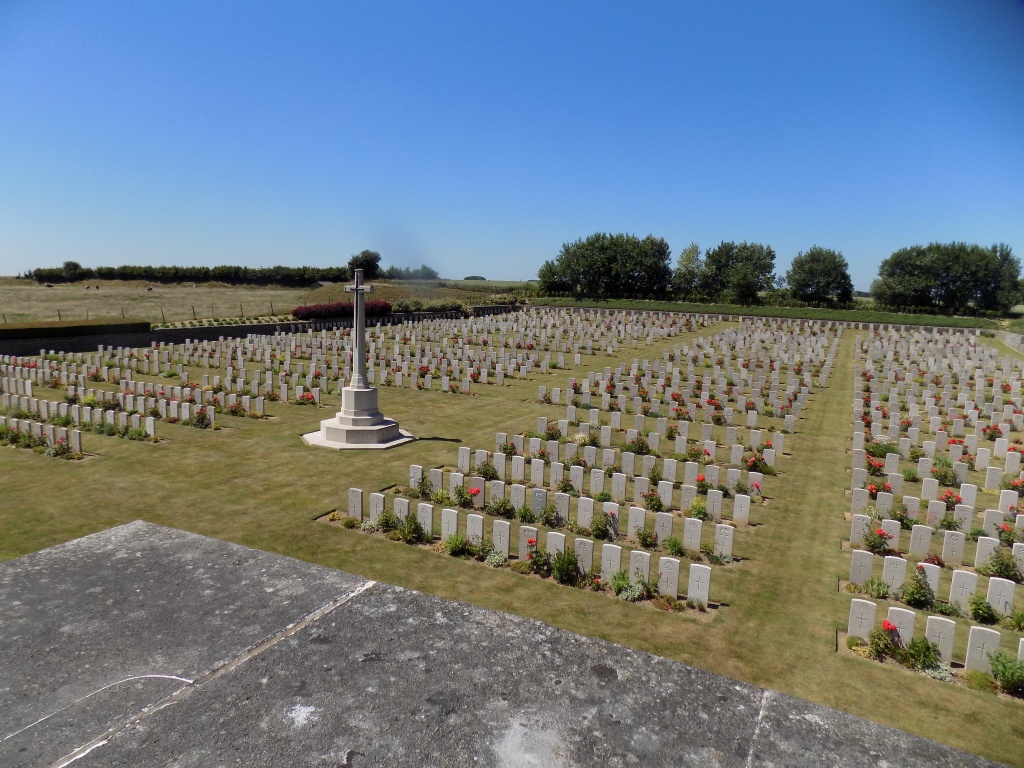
[493,719,570,768]
[286,704,319,728]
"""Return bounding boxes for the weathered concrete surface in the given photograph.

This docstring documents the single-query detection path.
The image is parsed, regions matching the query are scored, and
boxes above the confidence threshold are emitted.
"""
[0,523,1006,767]
[0,521,366,766]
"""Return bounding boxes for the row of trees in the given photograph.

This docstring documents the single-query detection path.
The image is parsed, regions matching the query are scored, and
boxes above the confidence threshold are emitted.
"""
[27,251,440,286]
[538,233,855,307]
[540,233,1019,315]
[871,243,1019,315]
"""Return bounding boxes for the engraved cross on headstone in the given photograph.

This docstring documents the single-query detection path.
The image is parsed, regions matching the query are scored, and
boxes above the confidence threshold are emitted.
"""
[345,269,373,389]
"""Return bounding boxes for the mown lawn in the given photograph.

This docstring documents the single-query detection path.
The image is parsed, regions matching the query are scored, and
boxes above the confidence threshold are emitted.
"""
[2,321,1022,765]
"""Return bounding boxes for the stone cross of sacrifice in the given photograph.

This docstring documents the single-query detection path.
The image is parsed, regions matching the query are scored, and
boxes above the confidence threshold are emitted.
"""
[346,269,373,390]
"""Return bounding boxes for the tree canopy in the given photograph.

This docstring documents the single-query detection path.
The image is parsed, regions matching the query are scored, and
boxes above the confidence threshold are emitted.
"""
[347,250,381,279]
[785,246,854,308]
[538,233,672,300]
[870,242,1020,315]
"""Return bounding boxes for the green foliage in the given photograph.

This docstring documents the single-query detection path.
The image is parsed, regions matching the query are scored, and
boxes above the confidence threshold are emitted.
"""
[377,509,399,532]
[784,246,854,308]
[476,460,499,481]
[989,652,1024,697]
[635,526,657,549]
[589,510,615,541]
[871,242,1020,315]
[401,514,428,544]
[863,577,889,599]
[900,568,935,609]
[444,533,471,556]
[609,569,631,595]
[538,232,672,300]
[938,513,961,531]
[969,596,999,625]
[551,549,580,585]
[700,241,777,304]
[347,250,381,280]
[486,497,515,519]
[868,629,941,671]
[977,548,1023,583]
[664,536,684,557]
[514,506,536,523]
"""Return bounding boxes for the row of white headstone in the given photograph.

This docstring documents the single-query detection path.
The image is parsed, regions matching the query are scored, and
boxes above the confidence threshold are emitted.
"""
[848,598,1022,673]
[346,488,713,604]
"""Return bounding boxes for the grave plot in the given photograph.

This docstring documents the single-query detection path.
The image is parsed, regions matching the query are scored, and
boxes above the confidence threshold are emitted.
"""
[328,318,842,616]
[840,325,1024,682]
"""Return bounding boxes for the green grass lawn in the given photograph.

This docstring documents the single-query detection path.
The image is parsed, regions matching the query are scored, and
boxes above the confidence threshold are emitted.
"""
[2,320,1023,765]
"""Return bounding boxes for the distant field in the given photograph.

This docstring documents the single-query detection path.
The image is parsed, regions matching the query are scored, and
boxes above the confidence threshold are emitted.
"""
[306,279,536,306]
[0,278,325,325]
[0,277,538,326]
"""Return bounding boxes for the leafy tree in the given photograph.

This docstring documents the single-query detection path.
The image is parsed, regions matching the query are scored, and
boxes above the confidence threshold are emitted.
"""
[348,250,381,279]
[702,241,776,304]
[538,233,672,300]
[785,246,854,307]
[871,242,1021,315]
[672,242,703,300]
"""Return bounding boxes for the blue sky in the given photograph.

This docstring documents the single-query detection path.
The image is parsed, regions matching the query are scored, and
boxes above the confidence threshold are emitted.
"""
[1,1,1022,290]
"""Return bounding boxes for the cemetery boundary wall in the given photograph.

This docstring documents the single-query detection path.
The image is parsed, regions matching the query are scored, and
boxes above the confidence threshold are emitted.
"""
[997,330,1024,355]
[0,305,516,356]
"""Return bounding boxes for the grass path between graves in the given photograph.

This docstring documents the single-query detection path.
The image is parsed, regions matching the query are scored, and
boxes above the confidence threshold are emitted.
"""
[2,325,1023,765]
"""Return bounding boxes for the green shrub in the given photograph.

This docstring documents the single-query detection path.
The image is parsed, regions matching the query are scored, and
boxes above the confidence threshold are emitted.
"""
[900,568,935,609]
[476,460,499,481]
[989,652,1024,697]
[486,497,515,519]
[969,595,999,625]
[377,509,399,531]
[595,491,612,503]
[1003,610,1024,632]
[398,515,427,544]
[445,533,471,556]
[938,514,961,532]
[901,468,918,483]
[551,549,579,585]
[514,506,536,523]
[977,548,1023,583]
[609,569,630,595]
[664,537,684,557]
[590,511,614,541]
[863,577,889,600]
[635,526,657,549]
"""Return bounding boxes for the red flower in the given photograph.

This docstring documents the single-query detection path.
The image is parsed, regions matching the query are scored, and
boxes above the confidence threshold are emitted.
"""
[469,487,481,496]
[696,474,705,483]
[752,482,760,491]
[875,528,886,536]
[527,538,536,546]
[882,620,897,632]
[1001,524,1012,532]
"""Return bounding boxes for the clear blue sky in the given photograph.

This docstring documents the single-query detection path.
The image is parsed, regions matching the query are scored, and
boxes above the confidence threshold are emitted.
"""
[1,1,1022,290]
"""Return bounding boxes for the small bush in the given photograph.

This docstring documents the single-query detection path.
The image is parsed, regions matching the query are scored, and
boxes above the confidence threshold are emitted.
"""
[486,497,515,519]
[477,460,499,481]
[664,537,684,557]
[989,651,1024,697]
[551,549,580,585]
[863,577,889,600]
[635,526,657,549]
[969,595,999,625]
[514,506,536,523]
[484,549,508,567]
[901,568,935,609]
[977,548,1023,583]
[445,533,472,556]
[609,569,630,595]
